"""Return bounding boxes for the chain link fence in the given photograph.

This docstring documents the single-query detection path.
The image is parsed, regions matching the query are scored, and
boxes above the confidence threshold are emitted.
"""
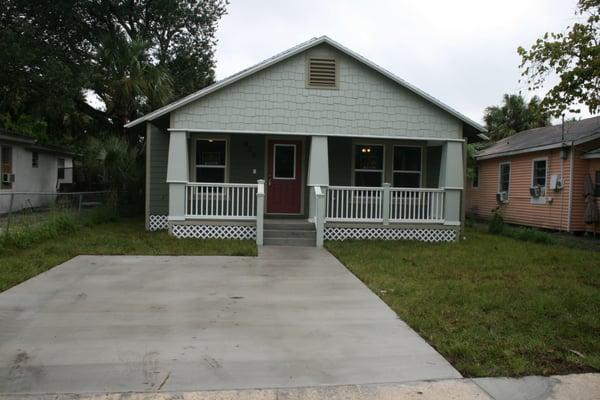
[0,191,110,234]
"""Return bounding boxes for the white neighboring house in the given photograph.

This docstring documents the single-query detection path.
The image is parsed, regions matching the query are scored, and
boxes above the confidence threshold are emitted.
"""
[0,131,75,214]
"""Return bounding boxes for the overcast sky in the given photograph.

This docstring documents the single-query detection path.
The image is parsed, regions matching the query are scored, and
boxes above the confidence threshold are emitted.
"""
[214,0,591,124]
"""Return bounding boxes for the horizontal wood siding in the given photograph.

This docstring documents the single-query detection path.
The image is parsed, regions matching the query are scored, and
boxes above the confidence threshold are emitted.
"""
[467,149,572,231]
[149,125,169,214]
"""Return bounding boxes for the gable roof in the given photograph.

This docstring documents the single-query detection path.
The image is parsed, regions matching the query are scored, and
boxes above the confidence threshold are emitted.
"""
[476,116,600,160]
[0,129,76,156]
[125,36,486,138]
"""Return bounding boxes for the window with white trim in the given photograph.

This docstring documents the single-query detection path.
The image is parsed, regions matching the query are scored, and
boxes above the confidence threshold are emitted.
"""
[393,146,421,188]
[195,139,226,183]
[499,162,510,193]
[532,159,547,195]
[354,144,384,187]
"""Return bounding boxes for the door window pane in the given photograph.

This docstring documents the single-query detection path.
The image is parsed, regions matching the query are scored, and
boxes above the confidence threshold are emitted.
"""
[274,145,295,179]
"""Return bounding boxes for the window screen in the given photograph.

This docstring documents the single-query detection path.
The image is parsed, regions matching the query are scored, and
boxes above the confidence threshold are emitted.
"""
[393,146,421,188]
[196,140,226,183]
[354,145,383,187]
[499,163,510,193]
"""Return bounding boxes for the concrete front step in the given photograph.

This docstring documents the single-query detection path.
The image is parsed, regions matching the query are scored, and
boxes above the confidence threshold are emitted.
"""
[263,237,317,246]
[264,220,315,231]
[264,229,316,239]
[262,219,317,246]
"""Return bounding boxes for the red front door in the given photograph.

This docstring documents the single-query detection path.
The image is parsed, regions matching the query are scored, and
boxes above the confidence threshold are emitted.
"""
[267,139,302,214]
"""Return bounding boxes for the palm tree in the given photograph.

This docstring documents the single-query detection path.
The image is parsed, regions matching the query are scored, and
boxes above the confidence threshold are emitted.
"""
[90,33,174,144]
[483,94,551,141]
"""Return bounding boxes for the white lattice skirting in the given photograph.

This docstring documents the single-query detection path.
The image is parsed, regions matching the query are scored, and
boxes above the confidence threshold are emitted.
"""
[148,215,168,231]
[171,224,256,240]
[325,227,457,242]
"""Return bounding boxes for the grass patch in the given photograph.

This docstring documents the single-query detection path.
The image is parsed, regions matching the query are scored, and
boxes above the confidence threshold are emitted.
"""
[0,218,257,292]
[326,228,600,377]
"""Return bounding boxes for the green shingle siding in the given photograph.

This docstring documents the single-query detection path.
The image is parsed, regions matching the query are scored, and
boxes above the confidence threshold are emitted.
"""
[148,124,169,214]
[171,44,462,139]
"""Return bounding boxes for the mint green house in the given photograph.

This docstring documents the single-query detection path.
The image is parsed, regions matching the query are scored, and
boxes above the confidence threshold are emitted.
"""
[126,36,486,246]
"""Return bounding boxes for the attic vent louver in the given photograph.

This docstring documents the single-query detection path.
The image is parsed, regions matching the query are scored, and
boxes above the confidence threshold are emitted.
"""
[308,57,337,88]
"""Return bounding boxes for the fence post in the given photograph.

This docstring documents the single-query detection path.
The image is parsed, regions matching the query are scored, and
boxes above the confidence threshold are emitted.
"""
[6,193,15,233]
[78,194,83,215]
[256,180,265,246]
[315,186,325,247]
[382,183,391,225]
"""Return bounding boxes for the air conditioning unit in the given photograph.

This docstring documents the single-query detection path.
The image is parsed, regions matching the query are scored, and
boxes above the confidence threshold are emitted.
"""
[550,175,563,191]
[496,191,508,203]
[530,186,541,198]
[1,173,14,184]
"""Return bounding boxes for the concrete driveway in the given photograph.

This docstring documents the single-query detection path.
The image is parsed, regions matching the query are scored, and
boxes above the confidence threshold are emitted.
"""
[0,246,459,394]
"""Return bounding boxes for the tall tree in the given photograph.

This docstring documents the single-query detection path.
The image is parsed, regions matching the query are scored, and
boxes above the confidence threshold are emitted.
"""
[483,94,552,141]
[0,0,228,143]
[518,0,600,116]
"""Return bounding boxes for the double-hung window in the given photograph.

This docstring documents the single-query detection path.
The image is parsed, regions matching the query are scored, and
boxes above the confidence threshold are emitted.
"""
[1,145,12,189]
[353,144,384,186]
[57,158,65,179]
[393,146,421,188]
[532,159,547,196]
[499,162,510,194]
[32,151,39,168]
[195,139,226,183]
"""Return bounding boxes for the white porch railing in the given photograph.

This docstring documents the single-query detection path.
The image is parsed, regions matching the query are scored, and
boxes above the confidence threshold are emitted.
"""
[326,186,385,222]
[185,182,258,219]
[326,185,445,224]
[390,188,445,223]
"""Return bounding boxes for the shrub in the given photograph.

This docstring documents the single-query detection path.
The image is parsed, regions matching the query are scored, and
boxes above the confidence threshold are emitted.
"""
[488,208,505,234]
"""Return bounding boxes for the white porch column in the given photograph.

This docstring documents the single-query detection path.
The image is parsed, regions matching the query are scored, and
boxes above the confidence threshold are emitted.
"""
[166,130,189,221]
[440,141,464,226]
[307,135,329,222]
[256,180,265,246]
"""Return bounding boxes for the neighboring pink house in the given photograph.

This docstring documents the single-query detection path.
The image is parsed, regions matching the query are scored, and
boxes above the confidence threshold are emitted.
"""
[467,117,600,233]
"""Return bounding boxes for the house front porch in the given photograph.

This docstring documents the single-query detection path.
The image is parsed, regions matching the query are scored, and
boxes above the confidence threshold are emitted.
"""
[156,131,465,246]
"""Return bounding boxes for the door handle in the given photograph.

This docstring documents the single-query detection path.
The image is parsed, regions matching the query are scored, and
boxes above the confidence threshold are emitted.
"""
[268,178,272,186]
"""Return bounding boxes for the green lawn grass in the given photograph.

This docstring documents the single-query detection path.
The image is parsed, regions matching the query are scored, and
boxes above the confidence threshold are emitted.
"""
[326,228,600,377]
[0,218,256,292]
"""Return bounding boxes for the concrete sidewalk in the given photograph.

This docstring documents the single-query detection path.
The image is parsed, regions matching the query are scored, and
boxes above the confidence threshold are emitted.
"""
[1,374,599,400]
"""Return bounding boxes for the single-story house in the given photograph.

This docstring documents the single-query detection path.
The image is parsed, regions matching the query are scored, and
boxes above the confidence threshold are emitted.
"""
[466,116,600,233]
[126,36,487,246]
[0,130,74,214]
